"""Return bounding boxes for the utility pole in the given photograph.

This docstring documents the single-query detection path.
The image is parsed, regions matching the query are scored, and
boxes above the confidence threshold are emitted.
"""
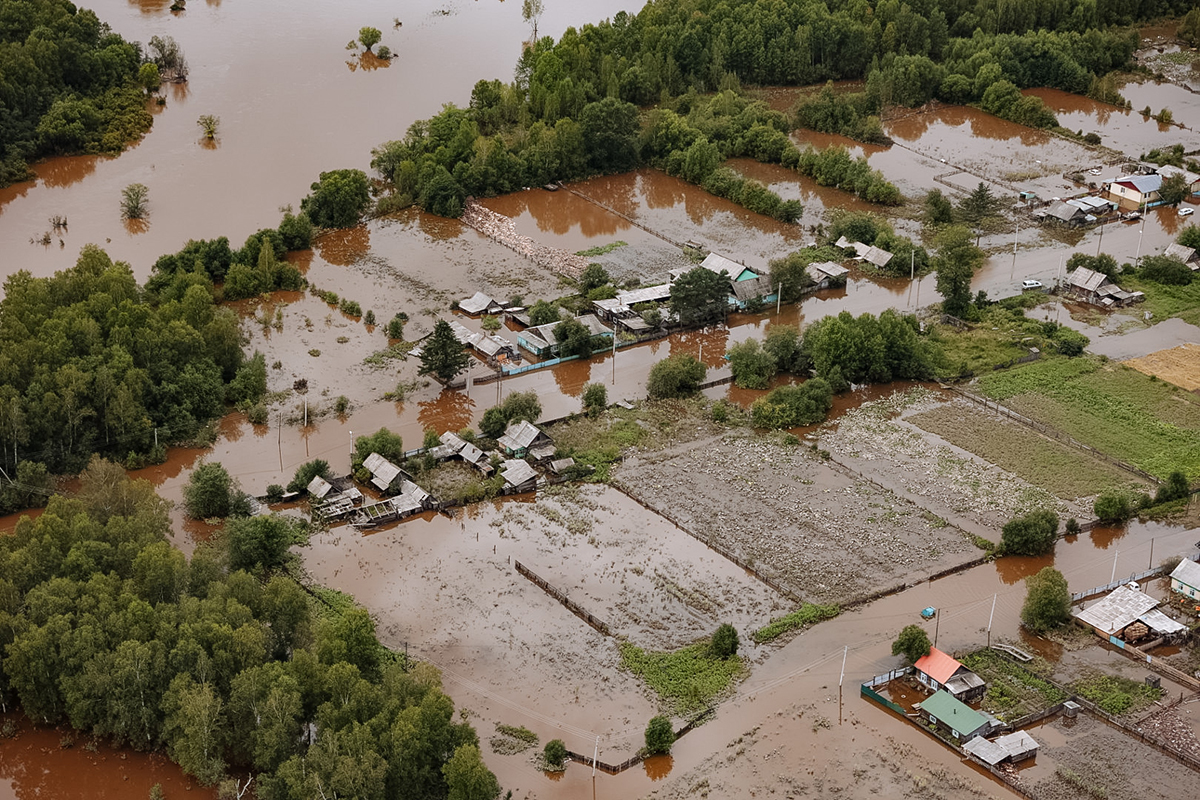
[1149,537,1155,570]
[933,611,940,649]
[910,249,915,281]
[1135,212,1146,267]
[349,430,353,474]
[776,282,782,315]
[1111,548,1120,583]
[987,593,997,648]
[1095,217,1104,257]
[838,645,847,725]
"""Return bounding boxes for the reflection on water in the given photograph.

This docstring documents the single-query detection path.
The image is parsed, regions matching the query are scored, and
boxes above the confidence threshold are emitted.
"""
[315,225,371,266]
[418,389,477,434]
[123,217,150,236]
[993,553,1054,586]
[643,754,673,781]
[347,52,393,72]
[36,155,103,189]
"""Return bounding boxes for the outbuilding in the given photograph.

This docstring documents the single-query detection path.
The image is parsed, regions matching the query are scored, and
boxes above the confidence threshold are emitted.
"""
[497,420,551,458]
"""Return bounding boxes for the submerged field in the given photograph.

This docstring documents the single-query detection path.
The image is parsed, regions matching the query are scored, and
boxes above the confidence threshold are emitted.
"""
[975,358,1200,481]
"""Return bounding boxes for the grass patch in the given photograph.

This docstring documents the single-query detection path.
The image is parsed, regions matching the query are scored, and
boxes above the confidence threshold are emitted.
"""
[1071,671,1163,716]
[411,462,505,505]
[489,723,538,755]
[619,641,745,713]
[575,240,628,257]
[909,403,1143,499]
[753,603,840,643]
[960,649,1067,722]
[363,341,415,367]
[1118,275,1200,328]
[929,305,1052,377]
[976,357,1200,481]
[1055,766,1109,799]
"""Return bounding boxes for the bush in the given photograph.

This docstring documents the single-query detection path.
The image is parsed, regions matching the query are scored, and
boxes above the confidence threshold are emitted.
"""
[582,383,608,417]
[891,624,932,663]
[364,310,376,325]
[288,459,332,493]
[710,624,739,659]
[1094,490,1133,522]
[647,354,706,399]
[1000,510,1059,557]
[265,484,285,502]
[480,407,508,439]
[226,514,308,572]
[1155,471,1191,504]
[386,313,406,339]
[1065,517,1081,535]
[750,379,833,429]
[543,739,567,771]
[727,339,777,389]
[352,428,403,470]
[339,299,362,317]
[182,462,249,519]
[1021,567,1071,632]
[644,715,675,755]
[1139,255,1193,286]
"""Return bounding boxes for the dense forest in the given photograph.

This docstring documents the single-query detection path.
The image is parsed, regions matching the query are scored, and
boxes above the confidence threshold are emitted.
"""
[0,459,497,798]
[373,0,1182,217]
[0,0,160,186]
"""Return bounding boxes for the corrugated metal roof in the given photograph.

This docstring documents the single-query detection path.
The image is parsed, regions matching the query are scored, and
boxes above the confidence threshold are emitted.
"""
[809,261,850,280]
[861,245,893,268]
[307,475,333,499]
[616,284,672,306]
[498,419,546,450]
[963,736,1009,765]
[1165,243,1197,263]
[459,291,498,315]
[1138,608,1187,636]
[1073,585,1160,635]
[1047,202,1084,221]
[362,453,401,486]
[1171,558,1200,590]
[1066,267,1108,292]
[916,691,988,735]
[1113,174,1162,195]
[700,252,742,276]
[914,647,964,684]
[500,459,537,488]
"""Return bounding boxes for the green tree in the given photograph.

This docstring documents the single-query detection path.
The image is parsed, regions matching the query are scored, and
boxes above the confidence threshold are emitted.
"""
[1021,567,1071,632]
[227,514,308,572]
[543,738,567,770]
[183,462,248,519]
[419,320,471,383]
[644,715,674,755]
[710,623,739,659]
[727,339,777,389]
[933,225,983,318]
[582,383,608,417]
[318,607,381,680]
[352,428,404,470]
[300,169,371,228]
[1180,8,1200,46]
[528,300,561,326]
[288,459,332,493]
[891,624,931,663]
[443,743,500,800]
[553,317,597,358]
[1093,490,1133,522]
[579,263,611,293]
[923,189,954,225]
[197,115,220,140]
[768,252,815,303]
[579,97,640,173]
[1140,255,1193,286]
[1159,174,1189,206]
[480,407,507,439]
[501,391,541,425]
[138,63,161,94]
[763,325,806,373]
[647,354,706,399]
[121,183,150,220]
[1001,510,1059,556]
[164,678,228,785]
[521,0,545,41]
[1155,471,1191,504]
[957,182,1001,226]
[670,267,730,326]
[481,315,501,333]
[358,27,382,52]
[386,313,407,339]
[750,379,833,428]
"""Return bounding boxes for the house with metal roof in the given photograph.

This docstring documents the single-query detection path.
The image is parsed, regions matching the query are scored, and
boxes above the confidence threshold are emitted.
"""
[1108,173,1163,207]
[913,647,987,703]
[362,452,402,492]
[1156,164,1200,195]
[497,420,551,458]
[835,236,894,269]
[809,261,850,288]
[1036,202,1088,226]
[915,691,992,743]
[1073,584,1188,642]
[1170,558,1200,602]
[307,475,334,499]
[730,274,777,309]
[698,252,760,283]
[963,731,1039,766]
[458,291,504,316]
[499,459,538,492]
[1164,243,1199,269]
[1064,266,1144,307]
[517,315,613,357]
[434,432,494,475]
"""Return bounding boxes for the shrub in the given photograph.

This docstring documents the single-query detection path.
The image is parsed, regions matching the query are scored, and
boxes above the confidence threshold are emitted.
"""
[352,428,403,471]
[750,379,833,429]
[1139,255,1193,285]
[543,739,567,771]
[340,299,363,317]
[1065,517,1081,535]
[1000,510,1059,556]
[644,715,674,755]
[1155,471,1191,504]
[288,459,332,493]
[891,624,932,663]
[710,624,739,659]
[1094,490,1133,522]
[183,462,249,518]
[334,395,349,414]
[647,354,706,399]
[727,339,777,389]
[226,514,308,572]
[364,310,376,325]
[582,383,608,417]
[265,484,285,502]
[386,313,406,339]
[1022,567,1071,632]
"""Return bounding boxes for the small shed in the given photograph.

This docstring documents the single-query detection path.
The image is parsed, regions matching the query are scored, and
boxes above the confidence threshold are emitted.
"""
[964,731,1039,765]
[915,691,991,743]
[528,444,556,462]
[730,275,777,309]
[1041,202,1087,226]
[1164,243,1199,269]
[913,647,987,703]
[497,420,551,458]
[549,457,576,474]
[362,452,402,492]
[1170,558,1200,600]
[307,475,334,499]
[809,261,850,289]
[459,291,503,316]
[1074,584,1186,642]
[499,459,538,492]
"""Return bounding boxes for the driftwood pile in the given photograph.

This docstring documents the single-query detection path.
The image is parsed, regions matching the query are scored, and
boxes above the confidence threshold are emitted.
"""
[461,200,589,279]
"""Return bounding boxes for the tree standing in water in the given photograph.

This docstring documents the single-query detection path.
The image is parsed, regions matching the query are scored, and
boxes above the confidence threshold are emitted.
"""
[358,27,382,52]
[197,115,219,140]
[419,320,471,384]
[522,0,544,41]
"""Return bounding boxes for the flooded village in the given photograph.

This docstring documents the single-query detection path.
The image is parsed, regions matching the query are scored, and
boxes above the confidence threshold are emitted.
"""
[2,1,1200,800]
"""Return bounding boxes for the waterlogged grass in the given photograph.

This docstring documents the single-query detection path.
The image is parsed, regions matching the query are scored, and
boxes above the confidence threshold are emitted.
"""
[976,358,1200,480]
[619,641,745,713]
[931,304,1055,376]
[1072,671,1163,716]
[1118,275,1200,327]
[960,649,1066,722]
[753,603,840,643]
[909,404,1140,499]
[575,240,628,257]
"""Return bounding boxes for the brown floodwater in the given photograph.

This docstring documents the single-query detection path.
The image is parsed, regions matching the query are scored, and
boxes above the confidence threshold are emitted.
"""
[1023,88,1200,154]
[0,714,214,800]
[0,0,638,284]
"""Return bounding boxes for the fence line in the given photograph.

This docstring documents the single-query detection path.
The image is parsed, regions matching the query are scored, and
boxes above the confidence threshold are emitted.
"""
[1072,554,1200,602]
[513,561,612,637]
[945,387,1162,485]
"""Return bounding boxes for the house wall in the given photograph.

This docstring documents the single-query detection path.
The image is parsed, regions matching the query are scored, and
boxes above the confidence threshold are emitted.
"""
[1172,578,1199,599]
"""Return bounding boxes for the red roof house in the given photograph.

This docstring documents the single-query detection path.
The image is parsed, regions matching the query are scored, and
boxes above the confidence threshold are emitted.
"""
[913,647,986,703]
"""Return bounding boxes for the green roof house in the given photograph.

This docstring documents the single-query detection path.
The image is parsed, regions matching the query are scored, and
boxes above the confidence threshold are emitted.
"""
[915,690,990,743]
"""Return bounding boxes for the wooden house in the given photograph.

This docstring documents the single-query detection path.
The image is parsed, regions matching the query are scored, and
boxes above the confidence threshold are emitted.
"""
[1108,174,1162,208]
[915,691,991,743]
[1164,243,1199,270]
[1073,584,1188,643]
[808,261,850,289]
[1064,267,1144,308]
[913,647,986,703]
[1169,558,1200,602]
[458,291,504,316]
[497,420,551,458]
[964,731,1039,766]
[499,459,538,492]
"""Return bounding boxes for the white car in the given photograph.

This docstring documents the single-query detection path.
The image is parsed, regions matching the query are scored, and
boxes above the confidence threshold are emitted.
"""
[1180,207,1195,217]
[1021,279,1043,290]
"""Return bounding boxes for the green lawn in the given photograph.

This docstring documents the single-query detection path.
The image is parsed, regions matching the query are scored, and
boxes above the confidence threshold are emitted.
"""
[976,357,1200,481]
[931,304,1057,377]
[619,641,745,713]
[1118,276,1200,327]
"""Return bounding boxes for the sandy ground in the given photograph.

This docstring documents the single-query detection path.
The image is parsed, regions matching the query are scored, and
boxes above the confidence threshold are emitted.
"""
[301,484,789,753]
[615,426,978,606]
[819,389,1092,531]
[1124,342,1200,391]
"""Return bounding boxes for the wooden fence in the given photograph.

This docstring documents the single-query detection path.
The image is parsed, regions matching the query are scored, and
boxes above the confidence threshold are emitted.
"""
[1071,554,1200,602]
[514,560,612,637]
[561,705,714,774]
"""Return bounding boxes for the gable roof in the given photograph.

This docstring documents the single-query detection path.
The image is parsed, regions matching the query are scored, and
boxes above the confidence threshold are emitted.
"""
[307,475,333,499]
[1156,164,1200,185]
[499,459,537,488]
[1165,243,1197,263]
[916,691,988,734]
[362,453,401,489]
[700,252,741,277]
[1047,202,1085,221]
[914,647,964,684]
[1066,266,1108,292]
[497,419,546,451]
[731,274,774,301]
[964,731,1038,765]
[809,261,849,280]
[459,291,499,316]
[1113,174,1162,195]
[861,245,894,268]
[1171,558,1200,590]
[1073,585,1160,636]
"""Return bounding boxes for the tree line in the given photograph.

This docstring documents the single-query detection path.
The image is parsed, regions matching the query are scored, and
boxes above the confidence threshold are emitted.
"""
[0,459,499,799]
[0,0,175,187]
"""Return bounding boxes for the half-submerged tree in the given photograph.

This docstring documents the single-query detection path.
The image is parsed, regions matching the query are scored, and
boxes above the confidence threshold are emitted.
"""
[521,0,545,41]
[419,320,471,384]
[121,183,150,220]
[358,26,382,52]
[891,624,932,663]
[198,115,220,140]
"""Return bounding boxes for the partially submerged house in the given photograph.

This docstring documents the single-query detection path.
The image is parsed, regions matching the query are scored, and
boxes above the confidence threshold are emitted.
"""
[433,431,494,476]
[1156,164,1200,196]
[517,315,613,357]
[362,452,402,492]
[809,261,850,289]
[458,291,504,316]
[1035,202,1088,226]
[497,420,552,458]
[914,691,992,743]
[1073,583,1188,643]
[1108,173,1162,208]
[913,648,987,703]
[499,459,538,492]
[730,274,777,309]
[1063,267,1144,308]
[1169,558,1200,602]
[835,236,894,269]
[963,731,1039,766]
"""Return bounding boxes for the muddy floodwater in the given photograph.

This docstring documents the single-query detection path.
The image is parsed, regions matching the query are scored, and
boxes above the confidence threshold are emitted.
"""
[1024,88,1200,155]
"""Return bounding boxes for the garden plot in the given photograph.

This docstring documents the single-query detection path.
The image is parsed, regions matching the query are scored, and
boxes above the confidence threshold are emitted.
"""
[615,428,978,606]
[819,388,1085,528]
[908,396,1145,500]
[301,484,787,753]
